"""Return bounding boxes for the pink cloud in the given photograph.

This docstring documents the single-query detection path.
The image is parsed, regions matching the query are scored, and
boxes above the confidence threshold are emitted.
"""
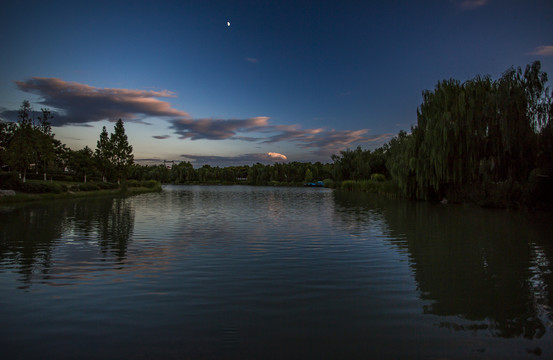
[267,152,287,161]
[529,45,553,56]
[14,77,189,126]
[459,0,489,10]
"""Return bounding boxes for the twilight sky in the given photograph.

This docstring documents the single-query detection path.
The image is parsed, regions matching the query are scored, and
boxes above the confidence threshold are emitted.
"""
[1,0,552,166]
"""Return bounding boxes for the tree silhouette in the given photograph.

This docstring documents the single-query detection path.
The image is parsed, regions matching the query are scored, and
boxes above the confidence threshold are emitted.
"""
[95,126,112,182]
[109,119,134,184]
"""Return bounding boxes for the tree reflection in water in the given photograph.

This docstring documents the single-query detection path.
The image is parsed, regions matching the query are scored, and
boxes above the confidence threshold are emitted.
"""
[97,198,134,262]
[0,197,135,287]
[332,191,553,341]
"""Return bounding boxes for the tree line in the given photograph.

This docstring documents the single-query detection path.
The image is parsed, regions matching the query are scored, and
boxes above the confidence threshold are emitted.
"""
[0,101,61,182]
[0,102,134,185]
[2,61,552,207]
[0,102,332,187]
[129,161,334,186]
[329,61,553,207]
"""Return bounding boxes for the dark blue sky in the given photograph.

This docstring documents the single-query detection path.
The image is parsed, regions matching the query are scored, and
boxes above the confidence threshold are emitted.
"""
[1,0,552,165]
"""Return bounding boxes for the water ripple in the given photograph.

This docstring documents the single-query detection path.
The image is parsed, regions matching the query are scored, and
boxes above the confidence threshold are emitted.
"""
[1,186,552,359]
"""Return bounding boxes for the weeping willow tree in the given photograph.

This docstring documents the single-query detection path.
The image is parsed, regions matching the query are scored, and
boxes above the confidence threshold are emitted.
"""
[386,61,552,201]
[385,130,416,197]
[412,76,495,198]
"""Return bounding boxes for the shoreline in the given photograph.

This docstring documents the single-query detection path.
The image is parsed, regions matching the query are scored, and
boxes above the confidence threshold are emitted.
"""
[0,185,161,205]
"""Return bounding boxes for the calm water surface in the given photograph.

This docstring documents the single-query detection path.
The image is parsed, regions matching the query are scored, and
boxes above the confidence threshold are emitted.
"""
[1,185,552,359]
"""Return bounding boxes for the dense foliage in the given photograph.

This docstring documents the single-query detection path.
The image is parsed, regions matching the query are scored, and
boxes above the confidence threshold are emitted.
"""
[0,101,66,182]
[129,161,334,186]
[385,61,553,205]
[1,107,135,186]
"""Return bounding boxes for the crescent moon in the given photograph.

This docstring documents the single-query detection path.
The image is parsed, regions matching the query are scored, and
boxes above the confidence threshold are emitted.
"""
[227,21,231,27]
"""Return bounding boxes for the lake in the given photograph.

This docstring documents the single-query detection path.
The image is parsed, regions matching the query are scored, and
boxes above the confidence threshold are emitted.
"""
[1,185,552,359]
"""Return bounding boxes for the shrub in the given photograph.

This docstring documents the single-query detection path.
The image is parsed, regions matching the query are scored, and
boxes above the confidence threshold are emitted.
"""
[96,182,118,190]
[0,172,21,190]
[48,174,74,182]
[338,179,400,196]
[370,173,386,182]
[70,183,100,192]
[341,180,360,191]
[323,178,335,188]
[127,180,141,188]
[19,181,63,194]
[125,179,162,189]
[142,180,160,189]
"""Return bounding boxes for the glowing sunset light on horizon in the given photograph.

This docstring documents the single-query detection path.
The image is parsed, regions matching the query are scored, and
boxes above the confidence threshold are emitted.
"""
[267,152,287,161]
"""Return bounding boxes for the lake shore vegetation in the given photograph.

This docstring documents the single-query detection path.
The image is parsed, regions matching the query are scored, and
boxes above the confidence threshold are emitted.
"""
[0,111,159,202]
[1,62,551,209]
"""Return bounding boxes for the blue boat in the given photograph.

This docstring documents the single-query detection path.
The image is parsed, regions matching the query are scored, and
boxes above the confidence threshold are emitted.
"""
[304,181,325,187]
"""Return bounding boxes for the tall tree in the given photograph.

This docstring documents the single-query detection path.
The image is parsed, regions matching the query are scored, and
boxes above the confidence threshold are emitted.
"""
[36,108,56,180]
[17,100,33,127]
[95,126,112,182]
[7,127,35,182]
[8,101,37,182]
[38,108,53,135]
[386,61,552,200]
[109,119,134,184]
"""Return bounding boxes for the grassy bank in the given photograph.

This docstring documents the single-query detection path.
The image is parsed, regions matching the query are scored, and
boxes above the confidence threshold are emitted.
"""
[0,179,162,204]
[335,176,553,211]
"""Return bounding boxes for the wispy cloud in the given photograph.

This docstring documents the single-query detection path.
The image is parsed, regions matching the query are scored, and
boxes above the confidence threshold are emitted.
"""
[259,125,391,157]
[458,0,489,10]
[170,116,386,157]
[5,77,387,161]
[182,152,287,167]
[10,77,189,126]
[246,57,259,63]
[170,117,270,140]
[529,45,553,57]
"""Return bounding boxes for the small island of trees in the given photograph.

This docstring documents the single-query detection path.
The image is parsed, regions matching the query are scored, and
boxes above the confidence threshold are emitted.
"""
[1,61,552,209]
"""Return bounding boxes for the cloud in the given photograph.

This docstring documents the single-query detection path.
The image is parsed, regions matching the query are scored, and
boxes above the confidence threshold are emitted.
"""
[458,0,489,10]
[529,45,553,57]
[0,109,27,123]
[181,152,288,167]
[170,116,270,140]
[170,115,385,157]
[259,125,391,156]
[267,152,287,161]
[171,115,388,158]
[5,77,388,161]
[246,57,259,63]
[11,77,189,126]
